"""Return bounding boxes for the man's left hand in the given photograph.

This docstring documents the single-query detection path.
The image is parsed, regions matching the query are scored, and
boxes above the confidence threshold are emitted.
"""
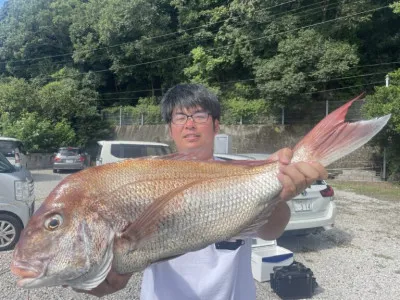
[275,148,328,202]
[257,148,328,240]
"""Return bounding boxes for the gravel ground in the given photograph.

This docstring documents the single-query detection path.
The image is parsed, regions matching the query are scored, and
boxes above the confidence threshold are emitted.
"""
[1,169,399,300]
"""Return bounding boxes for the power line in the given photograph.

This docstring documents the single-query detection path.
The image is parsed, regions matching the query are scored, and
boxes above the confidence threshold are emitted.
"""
[3,0,330,70]
[204,6,388,55]
[28,5,387,82]
[97,70,390,98]
[2,0,378,88]
[97,76,387,102]
[0,0,299,65]
[5,0,365,70]
[350,61,400,69]
[301,81,383,94]
[138,0,341,55]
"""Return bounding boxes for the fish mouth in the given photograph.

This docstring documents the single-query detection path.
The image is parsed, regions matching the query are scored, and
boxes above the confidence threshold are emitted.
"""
[10,260,46,288]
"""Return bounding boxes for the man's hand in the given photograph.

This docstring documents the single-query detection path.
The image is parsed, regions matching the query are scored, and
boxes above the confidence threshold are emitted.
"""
[275,148,328,202]
[72,269,132,298]
[257,148,328,240]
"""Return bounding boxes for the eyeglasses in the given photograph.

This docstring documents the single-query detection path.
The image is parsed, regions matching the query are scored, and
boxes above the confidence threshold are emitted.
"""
[171,112,211,125]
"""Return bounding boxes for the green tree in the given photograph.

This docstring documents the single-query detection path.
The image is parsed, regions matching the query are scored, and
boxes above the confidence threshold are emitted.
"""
[253,29,359,108]
[0,0,75,78]
[69,0,184,98]
[363,69,400,180]
[38,68,113,147]
[0,112,76,152]
[0,78,40,118]
[38,68,99,121]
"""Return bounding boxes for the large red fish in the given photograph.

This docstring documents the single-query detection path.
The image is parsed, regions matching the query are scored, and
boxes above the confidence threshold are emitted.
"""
[11,96,390,290]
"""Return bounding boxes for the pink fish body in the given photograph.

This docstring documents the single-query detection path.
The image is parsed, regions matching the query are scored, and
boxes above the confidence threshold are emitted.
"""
[10,96,390,290]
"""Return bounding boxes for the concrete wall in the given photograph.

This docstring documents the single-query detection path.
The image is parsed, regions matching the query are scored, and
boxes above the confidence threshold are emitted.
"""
[114,124,315,153]
[27,153,54,170]
[114,124,381,170]
[28,124,380,171]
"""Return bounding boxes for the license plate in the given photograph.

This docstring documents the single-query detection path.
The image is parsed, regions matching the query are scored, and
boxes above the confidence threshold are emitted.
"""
[293,200,313,212]
[66,160,74,163]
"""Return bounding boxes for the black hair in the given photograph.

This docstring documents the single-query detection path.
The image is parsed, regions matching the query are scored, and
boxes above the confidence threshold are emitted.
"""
[161,84,221,123]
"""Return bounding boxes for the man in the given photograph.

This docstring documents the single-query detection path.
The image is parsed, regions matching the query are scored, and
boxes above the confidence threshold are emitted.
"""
[83,84,327,299]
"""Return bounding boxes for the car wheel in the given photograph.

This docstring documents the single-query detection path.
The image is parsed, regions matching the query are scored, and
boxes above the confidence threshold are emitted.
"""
[0,214,22,251]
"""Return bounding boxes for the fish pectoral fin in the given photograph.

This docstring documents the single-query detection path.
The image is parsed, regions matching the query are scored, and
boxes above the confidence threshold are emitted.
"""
[118,179,204,252]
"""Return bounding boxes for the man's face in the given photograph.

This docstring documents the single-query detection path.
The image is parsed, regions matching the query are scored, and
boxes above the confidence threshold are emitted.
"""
[169,106,219,155]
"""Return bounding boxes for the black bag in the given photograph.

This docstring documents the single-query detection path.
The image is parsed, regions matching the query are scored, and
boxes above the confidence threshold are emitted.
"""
[270,261,317,299]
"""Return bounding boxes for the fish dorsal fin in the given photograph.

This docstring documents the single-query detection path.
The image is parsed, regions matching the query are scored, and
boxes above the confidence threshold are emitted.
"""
[153,150,277,167]
[157,151,208,161]
[116,179,204,252]
[152,148,214,161]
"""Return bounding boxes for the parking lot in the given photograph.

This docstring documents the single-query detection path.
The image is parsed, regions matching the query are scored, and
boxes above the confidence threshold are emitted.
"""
[0,169,399,299]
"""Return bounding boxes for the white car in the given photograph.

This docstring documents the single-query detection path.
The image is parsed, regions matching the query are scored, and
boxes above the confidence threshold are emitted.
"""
[96,140,172,165]
[214,153,336,235]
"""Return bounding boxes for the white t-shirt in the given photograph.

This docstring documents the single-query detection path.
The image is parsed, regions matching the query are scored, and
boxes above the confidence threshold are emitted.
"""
[140,239,256,300]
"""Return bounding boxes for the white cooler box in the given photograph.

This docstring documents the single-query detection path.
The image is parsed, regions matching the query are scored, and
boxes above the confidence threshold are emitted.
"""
[251,238,294,282]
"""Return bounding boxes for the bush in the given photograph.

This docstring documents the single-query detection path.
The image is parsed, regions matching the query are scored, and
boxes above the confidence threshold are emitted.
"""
[103,96,163,125]
[221,97,272,125]
[0,112,76,152]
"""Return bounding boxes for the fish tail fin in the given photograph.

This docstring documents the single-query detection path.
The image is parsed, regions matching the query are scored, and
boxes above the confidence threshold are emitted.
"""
[292,94,391,166]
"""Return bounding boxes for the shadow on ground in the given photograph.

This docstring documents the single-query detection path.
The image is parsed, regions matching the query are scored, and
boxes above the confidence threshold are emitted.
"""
[277,228,353,253]
[31,170,78,182]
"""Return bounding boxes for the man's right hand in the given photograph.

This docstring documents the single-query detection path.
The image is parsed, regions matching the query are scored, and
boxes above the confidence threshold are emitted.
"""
[73,269,133,297]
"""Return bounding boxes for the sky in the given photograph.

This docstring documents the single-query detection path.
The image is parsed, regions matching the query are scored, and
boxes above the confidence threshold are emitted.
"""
[0,0,5,8]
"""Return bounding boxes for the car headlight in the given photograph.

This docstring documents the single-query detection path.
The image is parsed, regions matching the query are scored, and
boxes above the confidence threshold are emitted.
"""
[15,180,30,201]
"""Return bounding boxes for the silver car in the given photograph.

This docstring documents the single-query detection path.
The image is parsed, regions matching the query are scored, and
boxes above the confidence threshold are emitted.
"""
[53,147,88,173]
[0,152,35,251]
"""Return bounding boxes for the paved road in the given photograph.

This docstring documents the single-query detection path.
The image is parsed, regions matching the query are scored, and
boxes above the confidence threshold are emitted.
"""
[0,169,398,300]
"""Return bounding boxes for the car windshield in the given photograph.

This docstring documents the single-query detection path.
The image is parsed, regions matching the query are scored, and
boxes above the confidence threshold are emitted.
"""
[59,149,80,156]
[0,152,15,173]
[0,141,17,158]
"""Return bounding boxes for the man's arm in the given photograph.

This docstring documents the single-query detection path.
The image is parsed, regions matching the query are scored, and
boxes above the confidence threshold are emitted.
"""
[72,269,132,297]
[257,148,328,240]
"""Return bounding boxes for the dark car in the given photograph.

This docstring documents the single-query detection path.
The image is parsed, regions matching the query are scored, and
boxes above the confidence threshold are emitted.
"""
[53,147,88,173]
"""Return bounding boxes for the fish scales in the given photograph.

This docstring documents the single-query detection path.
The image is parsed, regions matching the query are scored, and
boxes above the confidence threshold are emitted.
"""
[112,162,281,273]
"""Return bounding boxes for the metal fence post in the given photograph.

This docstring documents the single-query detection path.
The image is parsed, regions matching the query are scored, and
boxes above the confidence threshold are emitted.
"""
[119,106,122,126]
[383,74,389,180]
[326,100,329,116]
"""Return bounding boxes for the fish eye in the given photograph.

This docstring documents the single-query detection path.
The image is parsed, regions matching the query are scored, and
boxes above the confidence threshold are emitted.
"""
[44,214,63,231]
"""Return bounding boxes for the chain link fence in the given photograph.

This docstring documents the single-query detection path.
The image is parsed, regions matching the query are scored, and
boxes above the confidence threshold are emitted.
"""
[102,111,163,126]
[103,100,365,125]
